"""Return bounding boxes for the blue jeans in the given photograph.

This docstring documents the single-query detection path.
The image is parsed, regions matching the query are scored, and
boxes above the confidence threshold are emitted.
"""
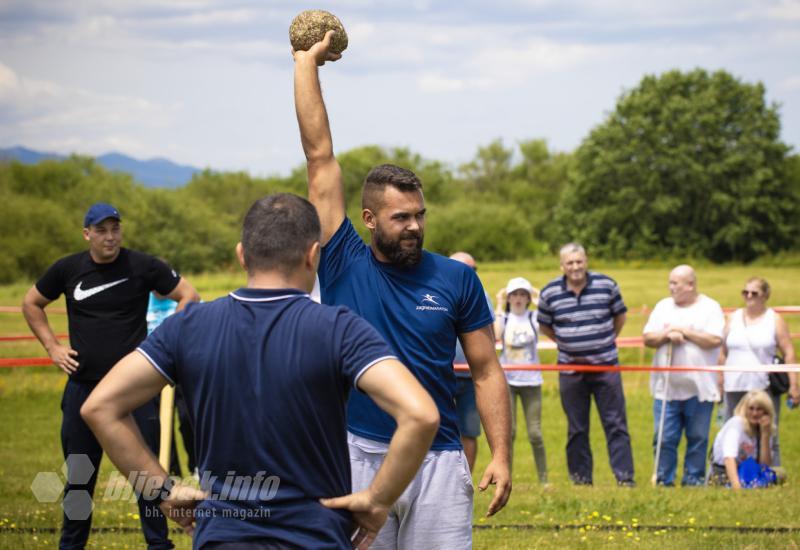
[454,376,481,438]
[652,397,713,486]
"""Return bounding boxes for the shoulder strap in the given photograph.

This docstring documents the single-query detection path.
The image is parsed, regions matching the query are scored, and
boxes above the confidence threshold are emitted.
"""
[527,310,538,337]
[736,309,758,356]
[500,314,508,354]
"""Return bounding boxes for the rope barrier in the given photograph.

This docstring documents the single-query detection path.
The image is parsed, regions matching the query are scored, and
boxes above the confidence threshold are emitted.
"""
[0,306,66,314]
[2,333,797,346]
[0,357,53,368]
[2,355,798,372]
[0,334,67,342]
[453,363,800,373]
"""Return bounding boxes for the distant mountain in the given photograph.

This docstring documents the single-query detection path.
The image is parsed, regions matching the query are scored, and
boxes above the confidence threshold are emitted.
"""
[0,145,63,164]
[0,145,201,188]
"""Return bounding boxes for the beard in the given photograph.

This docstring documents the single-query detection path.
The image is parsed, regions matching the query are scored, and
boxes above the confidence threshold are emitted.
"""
[374,224,424,267]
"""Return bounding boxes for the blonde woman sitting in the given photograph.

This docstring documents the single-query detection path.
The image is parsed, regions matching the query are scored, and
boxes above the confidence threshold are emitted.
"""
[709,390,783,488]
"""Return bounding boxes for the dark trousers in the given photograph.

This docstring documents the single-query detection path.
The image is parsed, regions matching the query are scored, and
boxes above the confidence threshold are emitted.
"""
[558,371,634,484]
[60,379,173,550]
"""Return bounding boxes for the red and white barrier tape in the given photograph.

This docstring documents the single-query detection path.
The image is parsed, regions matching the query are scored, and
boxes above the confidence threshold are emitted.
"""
[0,334,68,342]
[494,334,800,351]
[0,357,54,368]
[0,306,66,314]
[454,363,800,373]
[3,356,798,372]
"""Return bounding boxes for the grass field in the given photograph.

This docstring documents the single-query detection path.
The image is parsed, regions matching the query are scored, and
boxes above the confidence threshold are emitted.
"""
[1,262,800,548]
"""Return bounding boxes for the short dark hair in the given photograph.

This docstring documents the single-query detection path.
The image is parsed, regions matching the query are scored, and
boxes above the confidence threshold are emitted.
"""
[361,164,423,211]
[241,193,321,275]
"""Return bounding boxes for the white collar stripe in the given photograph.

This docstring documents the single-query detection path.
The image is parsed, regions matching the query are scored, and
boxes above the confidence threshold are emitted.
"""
[229,292,310,303]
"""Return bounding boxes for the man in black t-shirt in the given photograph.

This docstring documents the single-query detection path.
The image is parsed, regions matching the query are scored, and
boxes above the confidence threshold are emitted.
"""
[22,203,200,549]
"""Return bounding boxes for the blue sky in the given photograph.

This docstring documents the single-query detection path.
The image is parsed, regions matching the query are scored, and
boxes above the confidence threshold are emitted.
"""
[1,0,798,176]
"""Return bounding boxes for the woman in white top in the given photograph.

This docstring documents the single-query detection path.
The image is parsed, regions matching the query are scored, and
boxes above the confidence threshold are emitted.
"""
[494,277,547,483]
[709,390,776,488]
[718,277,796,465]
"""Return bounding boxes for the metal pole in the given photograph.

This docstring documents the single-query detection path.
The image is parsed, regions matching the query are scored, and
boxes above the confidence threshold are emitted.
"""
[651,342,673,486]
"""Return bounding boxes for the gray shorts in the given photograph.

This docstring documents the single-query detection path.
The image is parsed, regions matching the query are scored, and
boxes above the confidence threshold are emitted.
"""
[348,433,473,549]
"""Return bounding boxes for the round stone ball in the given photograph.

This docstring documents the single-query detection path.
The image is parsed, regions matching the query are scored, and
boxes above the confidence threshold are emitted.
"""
[289,10,348,54]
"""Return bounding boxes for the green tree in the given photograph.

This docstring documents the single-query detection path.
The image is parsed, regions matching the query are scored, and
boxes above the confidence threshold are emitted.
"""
[460,139,514,193]
[425,199,543,261]
[557,69,796,262]
[457,138,570,254]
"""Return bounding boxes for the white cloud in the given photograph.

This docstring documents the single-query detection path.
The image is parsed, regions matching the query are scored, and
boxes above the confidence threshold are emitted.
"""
[472,38,598,76]
[0,62,177,158]
[0,63,21,94]
[766,0,800,20]
[779,76,800,93]
[418,73,465,92]
[145,8,262,26]
[1,1,799,174]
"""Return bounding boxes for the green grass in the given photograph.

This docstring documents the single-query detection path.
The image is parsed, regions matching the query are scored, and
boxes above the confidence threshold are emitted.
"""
[1,264,800,548]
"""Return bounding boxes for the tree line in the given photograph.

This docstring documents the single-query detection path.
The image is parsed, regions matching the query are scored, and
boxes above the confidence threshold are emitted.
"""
[1,68,799,283]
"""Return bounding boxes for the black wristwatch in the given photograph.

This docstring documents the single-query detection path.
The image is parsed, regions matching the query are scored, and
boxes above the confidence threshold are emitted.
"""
[149,477,175,507]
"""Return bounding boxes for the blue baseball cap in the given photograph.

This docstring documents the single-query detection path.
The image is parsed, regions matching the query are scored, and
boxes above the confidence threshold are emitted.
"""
[84,203,121,228]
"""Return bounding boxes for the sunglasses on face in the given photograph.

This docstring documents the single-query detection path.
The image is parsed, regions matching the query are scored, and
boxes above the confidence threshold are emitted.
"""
[741,290,762,298]
[748,405,765,412]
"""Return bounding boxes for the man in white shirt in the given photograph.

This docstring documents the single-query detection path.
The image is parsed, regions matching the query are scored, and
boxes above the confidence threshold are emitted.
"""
[643,265,724,486]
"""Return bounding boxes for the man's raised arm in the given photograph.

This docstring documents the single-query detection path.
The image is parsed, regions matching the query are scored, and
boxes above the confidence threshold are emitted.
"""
[293,30,345,245]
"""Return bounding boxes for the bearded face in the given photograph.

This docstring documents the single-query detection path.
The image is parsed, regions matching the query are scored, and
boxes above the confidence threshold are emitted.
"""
[373,221,424,267]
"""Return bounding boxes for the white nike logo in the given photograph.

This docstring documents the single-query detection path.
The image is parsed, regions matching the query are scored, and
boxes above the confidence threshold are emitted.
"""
[73,278,129,301]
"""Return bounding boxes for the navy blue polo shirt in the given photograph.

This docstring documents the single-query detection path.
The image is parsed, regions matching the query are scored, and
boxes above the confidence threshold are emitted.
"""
[536,272,627,366]
[319,219,493,450]
[138,287,395,549]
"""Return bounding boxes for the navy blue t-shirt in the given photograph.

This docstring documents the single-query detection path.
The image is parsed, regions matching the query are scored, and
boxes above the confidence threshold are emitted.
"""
[138,287,395,549]
[319,219,493,450]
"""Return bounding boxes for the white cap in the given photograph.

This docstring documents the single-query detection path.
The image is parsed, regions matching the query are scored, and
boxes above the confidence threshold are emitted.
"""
[505,277,540,305]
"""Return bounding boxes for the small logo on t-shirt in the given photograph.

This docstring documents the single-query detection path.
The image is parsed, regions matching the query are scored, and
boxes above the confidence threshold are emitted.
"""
[416,293,448,312]
[73,278,129,301]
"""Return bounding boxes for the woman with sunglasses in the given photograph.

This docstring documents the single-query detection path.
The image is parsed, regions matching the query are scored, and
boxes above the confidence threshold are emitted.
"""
[709,390,778,488]
[718,277,796,465]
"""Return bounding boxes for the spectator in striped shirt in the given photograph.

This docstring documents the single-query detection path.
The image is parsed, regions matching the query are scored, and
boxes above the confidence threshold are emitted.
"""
[537,243,634,486]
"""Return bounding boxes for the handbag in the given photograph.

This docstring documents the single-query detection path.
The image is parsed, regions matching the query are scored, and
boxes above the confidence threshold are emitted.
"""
[768,354,789,395]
